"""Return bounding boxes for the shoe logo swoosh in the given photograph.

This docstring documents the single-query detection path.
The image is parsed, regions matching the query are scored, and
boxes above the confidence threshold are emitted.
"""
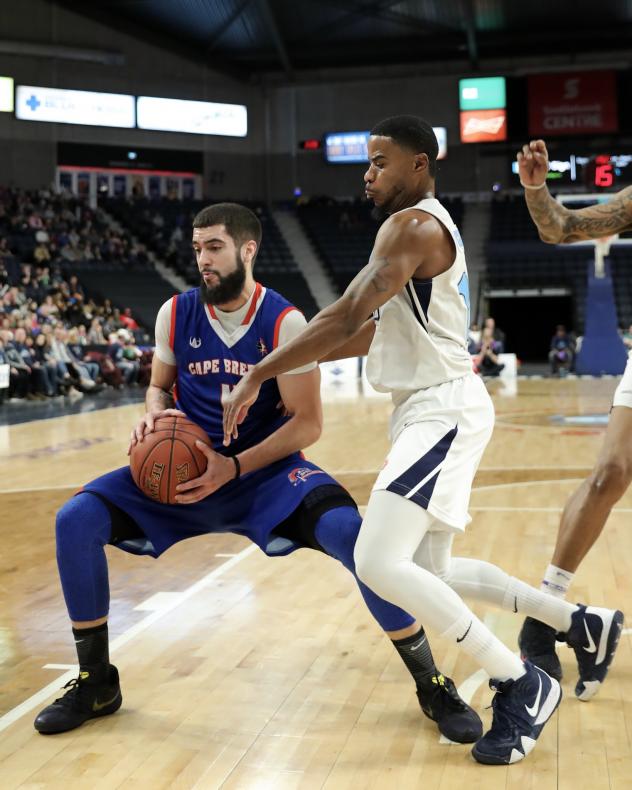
[525,674,542,717]
[583,620,597,654]
[410,638,426,652]
[92,691,119,712]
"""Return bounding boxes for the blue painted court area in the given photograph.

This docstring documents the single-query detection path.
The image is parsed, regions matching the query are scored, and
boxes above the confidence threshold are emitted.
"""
[550,414,610,426]
[0,389,146,427]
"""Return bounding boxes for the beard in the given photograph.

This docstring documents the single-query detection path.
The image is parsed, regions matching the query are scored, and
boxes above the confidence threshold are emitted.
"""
[199,254,247,305]
[370,204,389,223]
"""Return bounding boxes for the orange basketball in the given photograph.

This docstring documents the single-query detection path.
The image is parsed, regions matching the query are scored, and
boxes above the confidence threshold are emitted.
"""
[129,415,211,504]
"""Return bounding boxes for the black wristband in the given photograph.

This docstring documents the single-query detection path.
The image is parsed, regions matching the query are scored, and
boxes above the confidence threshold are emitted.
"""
[232,455,241,479]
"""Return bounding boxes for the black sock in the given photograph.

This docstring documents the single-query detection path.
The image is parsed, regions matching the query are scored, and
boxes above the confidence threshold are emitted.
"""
[392,627,439,687]
[72,622,110,684]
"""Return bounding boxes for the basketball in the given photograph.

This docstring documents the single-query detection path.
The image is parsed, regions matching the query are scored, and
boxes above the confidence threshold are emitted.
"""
[129,415,211,504]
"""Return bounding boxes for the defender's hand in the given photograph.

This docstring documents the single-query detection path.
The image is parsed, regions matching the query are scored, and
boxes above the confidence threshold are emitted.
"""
[222,371,261,446]
[517,139,549,187]
[175,442,235,503]
[127,408,186,455]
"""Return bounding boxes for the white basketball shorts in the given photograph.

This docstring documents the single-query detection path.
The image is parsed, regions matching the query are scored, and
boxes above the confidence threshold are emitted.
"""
[372,373,494,532]
[613,351,632,409]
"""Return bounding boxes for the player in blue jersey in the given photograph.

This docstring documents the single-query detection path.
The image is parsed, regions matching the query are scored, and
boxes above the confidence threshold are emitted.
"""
[34,202,481,744]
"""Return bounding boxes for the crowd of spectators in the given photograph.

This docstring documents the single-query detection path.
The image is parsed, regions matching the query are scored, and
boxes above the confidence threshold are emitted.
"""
[0,187,151,405]
[0,185,150,268]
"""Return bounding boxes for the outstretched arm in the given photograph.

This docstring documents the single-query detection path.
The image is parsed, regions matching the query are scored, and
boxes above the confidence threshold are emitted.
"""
[222,211,442,443]
[518,140,632,243]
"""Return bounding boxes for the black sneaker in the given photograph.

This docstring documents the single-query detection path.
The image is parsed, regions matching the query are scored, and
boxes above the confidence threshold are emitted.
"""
[417,673,483,744]
[472,661,561,765]
[34,665,122,734]
[565,604,624,700]
[518,617,563,681]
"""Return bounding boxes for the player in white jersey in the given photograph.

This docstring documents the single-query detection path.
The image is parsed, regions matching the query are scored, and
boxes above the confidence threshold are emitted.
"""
[223,116,624,765]
[516,139,632,681]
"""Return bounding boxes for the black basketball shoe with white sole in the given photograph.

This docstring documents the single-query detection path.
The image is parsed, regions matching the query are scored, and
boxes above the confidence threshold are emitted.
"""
[564,604,624,700]
[472,661,561,766]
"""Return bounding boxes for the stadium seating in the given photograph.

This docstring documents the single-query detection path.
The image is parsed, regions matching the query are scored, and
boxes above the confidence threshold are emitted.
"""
[102,197,319,319]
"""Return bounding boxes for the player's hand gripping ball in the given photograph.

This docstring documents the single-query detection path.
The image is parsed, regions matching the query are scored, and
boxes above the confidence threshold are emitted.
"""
[130,415,212,504]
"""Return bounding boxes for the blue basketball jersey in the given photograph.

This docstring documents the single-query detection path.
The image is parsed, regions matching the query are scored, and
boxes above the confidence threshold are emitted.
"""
[171,283,297,455]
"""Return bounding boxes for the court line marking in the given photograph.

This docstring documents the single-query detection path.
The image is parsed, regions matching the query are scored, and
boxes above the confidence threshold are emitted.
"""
[0,472,594,496]
[0,543,257,734]
[470,506,632,513]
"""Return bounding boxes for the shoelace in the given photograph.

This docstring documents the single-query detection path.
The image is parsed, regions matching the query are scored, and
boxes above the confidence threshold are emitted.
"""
[438,680,470,712]
[53,677,88,708]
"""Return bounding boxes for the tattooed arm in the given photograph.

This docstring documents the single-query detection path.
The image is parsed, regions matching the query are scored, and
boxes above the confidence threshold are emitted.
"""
[222,211,441,442]
[518,139,632,243]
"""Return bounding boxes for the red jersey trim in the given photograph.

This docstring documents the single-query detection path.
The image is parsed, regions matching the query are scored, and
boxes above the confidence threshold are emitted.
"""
[273,306,298,349]
[242,282,263,325]
[169,295,178,351]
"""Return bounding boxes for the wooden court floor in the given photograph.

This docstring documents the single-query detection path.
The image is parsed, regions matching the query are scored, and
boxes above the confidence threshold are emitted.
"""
[0,376,631,789]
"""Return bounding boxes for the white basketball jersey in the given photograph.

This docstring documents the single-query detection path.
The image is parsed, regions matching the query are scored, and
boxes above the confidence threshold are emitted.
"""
[366,197,472,401]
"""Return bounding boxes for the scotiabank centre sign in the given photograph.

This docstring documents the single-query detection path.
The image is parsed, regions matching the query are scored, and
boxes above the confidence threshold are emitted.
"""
[528,71,618,136]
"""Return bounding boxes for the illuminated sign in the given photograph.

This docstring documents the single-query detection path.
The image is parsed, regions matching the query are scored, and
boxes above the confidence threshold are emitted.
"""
[459,77,506,111]
[16,85,135,128]
[528,71,617,137]
[325,127,447,164]
[0,77,14,112]
[460,109,507,143]
[136,96,247,137]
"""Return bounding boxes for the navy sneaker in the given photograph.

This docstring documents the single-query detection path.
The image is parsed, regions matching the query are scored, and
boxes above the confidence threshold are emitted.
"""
[472,662,561,765]
[34,665,122,734]
[564,605,624,701]
[518,617,563,681]
[417,673,483,744]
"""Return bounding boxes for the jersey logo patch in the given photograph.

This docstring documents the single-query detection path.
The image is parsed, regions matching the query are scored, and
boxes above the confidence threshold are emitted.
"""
[257,338,268,356]
[189,336,202,348]
[288,467,326,486]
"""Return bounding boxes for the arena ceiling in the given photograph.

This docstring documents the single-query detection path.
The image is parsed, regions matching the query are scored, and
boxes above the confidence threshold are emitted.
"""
[52,0,632,82]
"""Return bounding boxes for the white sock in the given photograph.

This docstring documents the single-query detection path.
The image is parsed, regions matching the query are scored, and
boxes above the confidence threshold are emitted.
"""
[502,577,577,633]
[540,564,574,599]
[441,611,526,682]
[442,557,578,633]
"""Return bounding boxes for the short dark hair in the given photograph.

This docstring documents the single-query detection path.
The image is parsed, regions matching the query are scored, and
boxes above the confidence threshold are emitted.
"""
[370,115,438,177]
[192,202,262,253]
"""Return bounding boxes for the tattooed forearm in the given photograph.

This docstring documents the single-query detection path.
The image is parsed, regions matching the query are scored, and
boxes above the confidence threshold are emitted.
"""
[346,255,391,300]
[525,186,567,243]
[526,185,632,244]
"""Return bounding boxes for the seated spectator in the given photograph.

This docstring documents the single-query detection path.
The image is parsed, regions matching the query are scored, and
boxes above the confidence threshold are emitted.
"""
[87,317,107,345]
[483,316,505,354]
[1,330,30,400]
[119,307,139,331]
[473,326,505,377]
[549,324,575,376]
[108,330,139,385]
[33,332,63,396]
[66,327,101,384]
[50,326,97,393]
[12,327,48,399]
